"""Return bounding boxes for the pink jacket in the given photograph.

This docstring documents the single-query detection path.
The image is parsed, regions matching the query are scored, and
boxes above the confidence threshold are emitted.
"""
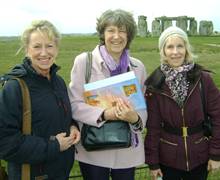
[68,45,147,168]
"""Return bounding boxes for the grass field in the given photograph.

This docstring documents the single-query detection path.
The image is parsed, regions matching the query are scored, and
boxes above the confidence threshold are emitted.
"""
[1,35,220,86]
[0,35,220,179]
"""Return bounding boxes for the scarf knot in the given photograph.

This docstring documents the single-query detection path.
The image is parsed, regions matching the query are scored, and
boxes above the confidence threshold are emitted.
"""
[161,63,194,107]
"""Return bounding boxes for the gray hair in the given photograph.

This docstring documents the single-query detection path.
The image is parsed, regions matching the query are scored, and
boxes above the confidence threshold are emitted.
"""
[159,26,196,64]
[96,9,137,49]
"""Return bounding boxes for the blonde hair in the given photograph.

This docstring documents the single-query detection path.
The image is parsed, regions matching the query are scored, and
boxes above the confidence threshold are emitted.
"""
[17,20,61,54]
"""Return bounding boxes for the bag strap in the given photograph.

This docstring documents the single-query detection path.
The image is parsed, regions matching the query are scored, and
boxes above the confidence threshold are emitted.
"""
[85,52,92,83]
[15,78,32,135]
[199,78,208,123]
[14,78,31,180]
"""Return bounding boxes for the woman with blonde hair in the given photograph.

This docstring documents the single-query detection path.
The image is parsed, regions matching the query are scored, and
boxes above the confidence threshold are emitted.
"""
[144,26,220,180]
[0,20,80,180]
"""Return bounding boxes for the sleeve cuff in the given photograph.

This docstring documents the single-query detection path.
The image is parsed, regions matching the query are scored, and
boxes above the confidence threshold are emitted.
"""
[148,164,160,170]
[47,137,60,161]
[209,154,220,161]
[130,116,143,131]
[71,119,79,130]
[97,111,106,124]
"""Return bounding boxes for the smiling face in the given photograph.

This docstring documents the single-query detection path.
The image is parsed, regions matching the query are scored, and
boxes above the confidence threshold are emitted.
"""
[104,25,127,61]
[26,30,58,77]
[163,36,186,68]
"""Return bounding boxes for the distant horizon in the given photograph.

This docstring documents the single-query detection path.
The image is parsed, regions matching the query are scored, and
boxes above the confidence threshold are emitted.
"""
[0,18,219,37]
[1,28,220,38]
[0,33,96,37]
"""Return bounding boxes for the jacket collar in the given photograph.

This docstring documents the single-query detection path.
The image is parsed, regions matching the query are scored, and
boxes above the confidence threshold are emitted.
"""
[145,64,207,92]
[23,57,60,79]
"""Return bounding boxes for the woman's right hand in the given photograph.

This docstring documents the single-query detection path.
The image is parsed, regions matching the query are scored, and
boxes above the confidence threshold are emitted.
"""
[103,107,118,121]
[115,98,139,124]
[149,169,163,180]
[103,95,126,121]
[55,132,75,152]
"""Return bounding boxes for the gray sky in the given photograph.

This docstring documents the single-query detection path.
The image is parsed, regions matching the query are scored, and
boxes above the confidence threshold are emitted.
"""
[1,0,219,36]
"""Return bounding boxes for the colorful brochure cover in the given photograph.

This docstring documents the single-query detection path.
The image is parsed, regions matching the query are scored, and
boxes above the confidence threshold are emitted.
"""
[84,71,146,110]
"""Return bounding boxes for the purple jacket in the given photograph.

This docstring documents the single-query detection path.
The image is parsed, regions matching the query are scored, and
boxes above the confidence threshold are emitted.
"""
[144,64,220,171]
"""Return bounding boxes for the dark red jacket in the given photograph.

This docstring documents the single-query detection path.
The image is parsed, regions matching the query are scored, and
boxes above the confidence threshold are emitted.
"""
[144,64,220,171]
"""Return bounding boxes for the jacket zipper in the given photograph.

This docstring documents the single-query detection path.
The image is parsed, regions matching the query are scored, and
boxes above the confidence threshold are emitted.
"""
[181,108,189,171]
[181,78,200,171]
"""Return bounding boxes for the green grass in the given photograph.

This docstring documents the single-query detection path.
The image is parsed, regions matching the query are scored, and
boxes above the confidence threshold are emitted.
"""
[1,35,220,87]
[1,35,220,179]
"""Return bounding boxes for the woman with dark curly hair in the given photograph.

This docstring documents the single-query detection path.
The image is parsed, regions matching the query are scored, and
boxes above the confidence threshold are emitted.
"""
[68,9,147,180]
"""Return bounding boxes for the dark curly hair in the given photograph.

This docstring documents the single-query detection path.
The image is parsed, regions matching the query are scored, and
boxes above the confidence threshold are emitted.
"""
[96,9,137,49]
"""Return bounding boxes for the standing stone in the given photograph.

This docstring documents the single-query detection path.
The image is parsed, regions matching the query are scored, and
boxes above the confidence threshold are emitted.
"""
[137,15,148,37]
[151,19,161,37]
[189,19,197,35]
[199,21,213,35]
[176,16,188,32]
[163,20,172,31]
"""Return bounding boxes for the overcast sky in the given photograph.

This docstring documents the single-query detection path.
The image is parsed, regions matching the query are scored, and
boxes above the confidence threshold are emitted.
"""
[1,0,219,36]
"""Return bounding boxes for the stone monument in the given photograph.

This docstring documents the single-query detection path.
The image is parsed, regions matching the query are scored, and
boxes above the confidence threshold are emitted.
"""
[199,21,213,35]
[151,19,161,37]
[137,15,214,37]
[189,19,197,35]
[137,15,148,37]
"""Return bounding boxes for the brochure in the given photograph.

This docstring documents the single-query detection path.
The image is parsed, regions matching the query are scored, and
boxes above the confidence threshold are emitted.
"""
[84,71,146,110]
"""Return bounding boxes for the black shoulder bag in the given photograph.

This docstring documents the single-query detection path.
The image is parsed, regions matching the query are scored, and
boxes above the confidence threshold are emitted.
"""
[199,78,213,137]
[81,52,131,151]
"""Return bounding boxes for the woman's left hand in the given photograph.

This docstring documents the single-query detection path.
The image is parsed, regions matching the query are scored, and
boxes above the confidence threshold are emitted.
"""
[207,159,220,172]
[115,98,139,124]
[70,125,81,145]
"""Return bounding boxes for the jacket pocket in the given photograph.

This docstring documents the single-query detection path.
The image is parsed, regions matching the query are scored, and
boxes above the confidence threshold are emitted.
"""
[160,138,178,146]
[159,138,178,165]
[191,136,209,164]
[194,136,209,144]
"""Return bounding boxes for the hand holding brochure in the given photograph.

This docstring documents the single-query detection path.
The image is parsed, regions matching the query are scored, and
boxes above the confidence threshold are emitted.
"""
[84,71,146,110]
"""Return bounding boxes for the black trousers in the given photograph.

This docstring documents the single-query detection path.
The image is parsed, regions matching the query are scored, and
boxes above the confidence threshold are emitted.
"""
[160,163,208,180]
[79,162,135,180]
